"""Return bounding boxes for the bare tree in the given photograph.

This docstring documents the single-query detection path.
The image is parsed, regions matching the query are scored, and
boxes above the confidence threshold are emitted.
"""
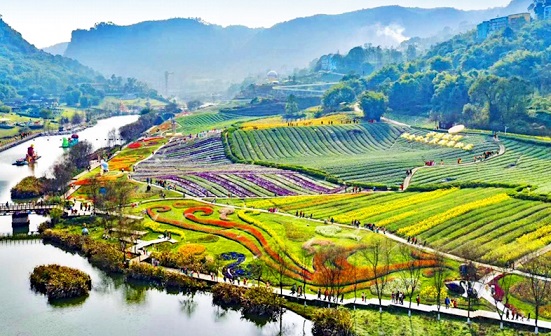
[269,244,290,296]
[525,258,551,334]
[399,245,422,316]
[317,246,348,306]
[361,237,394,312]
[248,259,265,287]
[492,268,513,330]
[458,247,479,324]
[432,251,446,321]
[107,128,118,147]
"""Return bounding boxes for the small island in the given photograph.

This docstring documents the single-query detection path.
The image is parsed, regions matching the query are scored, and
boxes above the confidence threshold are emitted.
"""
[30,264,92,300]
[10,176,44,199]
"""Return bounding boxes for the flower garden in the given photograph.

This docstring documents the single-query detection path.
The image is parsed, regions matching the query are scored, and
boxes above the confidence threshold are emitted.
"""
[132,135,343,197]
[133,199,446,295]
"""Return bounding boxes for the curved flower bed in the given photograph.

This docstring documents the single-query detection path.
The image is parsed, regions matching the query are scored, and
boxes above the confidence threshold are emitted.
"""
[183,207,311,279]
[221,252,248,279]
[147,204,437,288]
[30,264,92,301]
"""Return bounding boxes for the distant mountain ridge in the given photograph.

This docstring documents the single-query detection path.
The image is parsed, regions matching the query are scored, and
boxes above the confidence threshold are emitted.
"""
[42,42,69,56]
[63,0,531,98]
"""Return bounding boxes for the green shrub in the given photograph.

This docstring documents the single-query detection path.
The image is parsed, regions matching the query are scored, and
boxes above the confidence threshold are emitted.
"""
[30,264,91,300]
[312,307,354,336]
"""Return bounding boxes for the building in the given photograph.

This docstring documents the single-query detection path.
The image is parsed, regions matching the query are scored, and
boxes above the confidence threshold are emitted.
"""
[477,13,531,40]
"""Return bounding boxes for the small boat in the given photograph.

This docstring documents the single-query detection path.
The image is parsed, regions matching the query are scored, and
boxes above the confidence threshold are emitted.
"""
[12,156,41,166]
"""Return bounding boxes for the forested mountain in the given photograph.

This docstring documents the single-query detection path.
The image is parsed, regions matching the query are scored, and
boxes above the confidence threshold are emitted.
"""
[0,19,159,106]
[0,19,101,101]
[324,19,551,135]
[63,0,530,98]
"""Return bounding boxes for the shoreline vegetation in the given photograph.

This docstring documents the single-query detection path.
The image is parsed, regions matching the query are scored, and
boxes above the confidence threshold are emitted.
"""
[30,264,92,300]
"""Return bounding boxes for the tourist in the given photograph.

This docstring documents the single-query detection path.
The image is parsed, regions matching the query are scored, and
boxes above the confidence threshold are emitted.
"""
[506,309,510,319]
[324,289,328,300]
[317,288,321,299]
[416,294,420,306]
[340,293,344,303]
[391,291,395,303]
[444,296,450,308]
[361,292,365,302]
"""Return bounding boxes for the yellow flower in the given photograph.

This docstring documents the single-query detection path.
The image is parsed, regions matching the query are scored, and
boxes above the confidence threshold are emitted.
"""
[398,193,509,236]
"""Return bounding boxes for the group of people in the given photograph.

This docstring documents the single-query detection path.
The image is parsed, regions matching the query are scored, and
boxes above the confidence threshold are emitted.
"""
[268,207,278,213]
[290,283,304,297]
[444,296,458,308]
[391,292,420,306]
[295,210,312,218]
[474,151,496,162]
[505,309,528,321]
[317,288,345,303]
[407,236,425,246]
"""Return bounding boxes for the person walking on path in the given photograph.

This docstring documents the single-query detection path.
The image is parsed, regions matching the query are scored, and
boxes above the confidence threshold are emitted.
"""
[317,288,321,300]
[416,294,420,306]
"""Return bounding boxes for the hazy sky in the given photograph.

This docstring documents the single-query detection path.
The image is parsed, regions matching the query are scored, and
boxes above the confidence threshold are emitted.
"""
[0,0,511,48]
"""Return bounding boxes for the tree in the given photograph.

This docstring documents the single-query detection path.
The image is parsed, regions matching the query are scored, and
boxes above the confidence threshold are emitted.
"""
[284,94,300,118]
[247,259,265,287]
[493,269,513,330]
[71,112,83,125]
[107,128,118,147]
[67,141,93,170]
[322,84,356,112]
[432,251,446,321]
[431,72,470,124]
[429,56,453,72]
[398,245,422,316]
[359,91,387,121]
[39,109,53,120]
[269,245,290,296]
[186,100,202,111]
[317,246,348,305]
[48,207,63,225]
[525,258,551,334]
[361,237,394,312]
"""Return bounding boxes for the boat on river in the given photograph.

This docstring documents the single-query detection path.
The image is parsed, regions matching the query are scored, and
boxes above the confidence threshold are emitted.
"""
[12,144,40,166]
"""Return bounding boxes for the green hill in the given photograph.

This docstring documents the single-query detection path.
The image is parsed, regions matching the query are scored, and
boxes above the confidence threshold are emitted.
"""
[357,19,551,136]
[0,19,101,100]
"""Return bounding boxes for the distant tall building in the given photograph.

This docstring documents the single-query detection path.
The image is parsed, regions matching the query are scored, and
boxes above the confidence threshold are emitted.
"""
[477,13,532,40]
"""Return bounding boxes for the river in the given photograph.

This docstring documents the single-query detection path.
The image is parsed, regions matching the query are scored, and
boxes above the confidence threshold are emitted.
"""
[0,115,139,235]
[0,241,312,336]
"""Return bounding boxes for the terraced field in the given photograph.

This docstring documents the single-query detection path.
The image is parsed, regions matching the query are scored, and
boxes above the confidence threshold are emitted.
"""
[411,138,551,193]
[226,189,551,265]
[174,111,253,135]
[229,123,499,186]
[133,135,342,197]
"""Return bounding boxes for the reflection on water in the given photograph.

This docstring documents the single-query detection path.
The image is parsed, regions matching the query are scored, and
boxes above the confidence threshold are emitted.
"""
[0,242,312,336]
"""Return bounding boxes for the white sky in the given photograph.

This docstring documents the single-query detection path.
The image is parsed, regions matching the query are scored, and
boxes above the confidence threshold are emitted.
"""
[0,0,511,48]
